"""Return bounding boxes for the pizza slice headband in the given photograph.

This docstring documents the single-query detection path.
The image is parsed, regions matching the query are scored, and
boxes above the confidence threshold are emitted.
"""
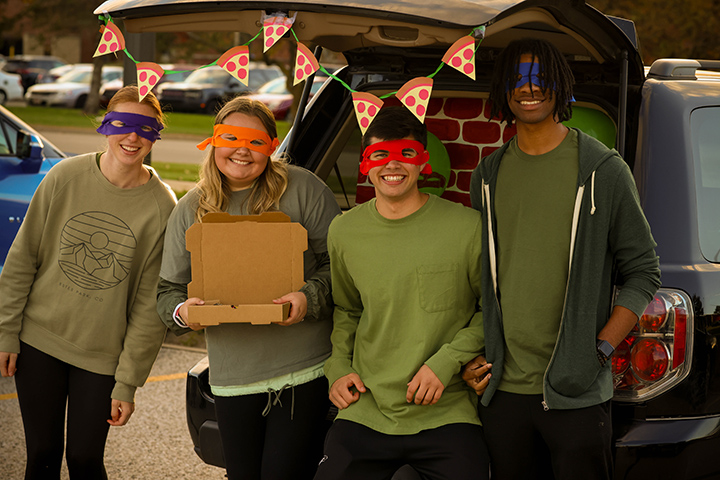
[94,13,487,131]
[96,111,164,142]
[360,139,432,175]
[197,124,280,157]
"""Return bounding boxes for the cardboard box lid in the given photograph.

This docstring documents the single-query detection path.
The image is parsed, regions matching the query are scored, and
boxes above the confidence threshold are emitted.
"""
[186,211,307,305]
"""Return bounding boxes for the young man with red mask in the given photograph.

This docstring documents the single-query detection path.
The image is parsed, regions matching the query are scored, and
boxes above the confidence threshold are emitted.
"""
[314,106,488,480]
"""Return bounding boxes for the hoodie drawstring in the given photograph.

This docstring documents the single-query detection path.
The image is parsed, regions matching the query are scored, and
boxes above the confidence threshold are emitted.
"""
[590,170,597,215]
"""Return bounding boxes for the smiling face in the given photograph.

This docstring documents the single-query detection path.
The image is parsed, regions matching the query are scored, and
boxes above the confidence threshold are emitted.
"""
[366,135,428,206]
[213,112,271,191]
[104,102,157,169]
[506,53,558,127]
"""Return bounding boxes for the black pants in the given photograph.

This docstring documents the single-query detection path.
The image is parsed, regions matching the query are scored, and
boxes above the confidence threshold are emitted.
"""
[478,391,613,480]
[213,376,331,480]
[313,419,490,480]
[14,342,114,480]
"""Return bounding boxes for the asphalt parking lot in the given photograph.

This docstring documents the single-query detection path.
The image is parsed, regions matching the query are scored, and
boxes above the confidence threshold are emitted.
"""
[0,345,226,479]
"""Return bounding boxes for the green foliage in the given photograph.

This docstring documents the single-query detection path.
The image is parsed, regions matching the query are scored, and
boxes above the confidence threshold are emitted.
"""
[589,0,720,63]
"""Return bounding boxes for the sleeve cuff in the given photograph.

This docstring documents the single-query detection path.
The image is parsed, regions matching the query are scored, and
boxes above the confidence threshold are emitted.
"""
[111,381,138,403]
[172,302,187,328]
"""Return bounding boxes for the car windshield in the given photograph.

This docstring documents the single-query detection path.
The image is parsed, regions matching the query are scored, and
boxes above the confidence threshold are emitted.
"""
[258,78,287,94]
[57,70,93,83]
[184,68,227,85]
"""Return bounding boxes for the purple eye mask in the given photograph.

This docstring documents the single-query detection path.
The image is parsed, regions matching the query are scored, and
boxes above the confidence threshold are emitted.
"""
[96,111,163,142]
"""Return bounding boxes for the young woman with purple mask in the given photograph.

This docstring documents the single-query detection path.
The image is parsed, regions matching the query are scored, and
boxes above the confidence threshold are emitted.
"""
[0,86,176,479]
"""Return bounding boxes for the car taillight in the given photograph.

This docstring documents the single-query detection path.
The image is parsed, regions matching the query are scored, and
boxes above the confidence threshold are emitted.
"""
[613,288,693,402]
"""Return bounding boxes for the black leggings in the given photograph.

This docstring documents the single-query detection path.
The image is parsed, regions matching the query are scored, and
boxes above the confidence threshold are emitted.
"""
[214,376,332,480]
[14,342,114,480]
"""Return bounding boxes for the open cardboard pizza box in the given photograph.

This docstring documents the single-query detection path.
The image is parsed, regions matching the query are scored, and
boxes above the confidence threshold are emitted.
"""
[185,211,307,325]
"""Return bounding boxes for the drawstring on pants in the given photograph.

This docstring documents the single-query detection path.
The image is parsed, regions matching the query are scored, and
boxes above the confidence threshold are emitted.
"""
[262,384,296,419]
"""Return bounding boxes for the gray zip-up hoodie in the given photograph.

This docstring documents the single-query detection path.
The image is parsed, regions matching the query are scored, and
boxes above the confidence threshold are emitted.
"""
[469,128,661,410]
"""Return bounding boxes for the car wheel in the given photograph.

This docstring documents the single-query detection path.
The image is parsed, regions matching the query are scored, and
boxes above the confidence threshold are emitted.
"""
[204,99,219,115]
[0,90,7,105]
[74,94,88,109]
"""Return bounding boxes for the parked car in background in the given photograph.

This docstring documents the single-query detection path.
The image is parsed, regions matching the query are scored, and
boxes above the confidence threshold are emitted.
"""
[247,75,325,120]
[25,65,123,108]
[2,55,68,90]
[158,64,282,114]
[99,64,200,107]
[0,70,25,104]
[0,105,66,270]
[95,1,720,479]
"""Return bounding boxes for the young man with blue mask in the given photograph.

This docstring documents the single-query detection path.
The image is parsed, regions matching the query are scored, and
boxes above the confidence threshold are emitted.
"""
[314,106,489,480]
[465,38,661,479]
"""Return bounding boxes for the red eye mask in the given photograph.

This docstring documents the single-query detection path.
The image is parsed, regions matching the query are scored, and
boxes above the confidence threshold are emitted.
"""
[197,124,280,156]
[359,139,432,175]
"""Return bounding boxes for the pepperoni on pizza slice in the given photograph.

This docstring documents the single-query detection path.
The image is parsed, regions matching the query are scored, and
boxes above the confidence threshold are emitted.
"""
[397,77,433,123]
[293,43,320,86]
[136,62,165,101]
[352,92,384,135]
[218,46,250,85]
[442,35,476,80]
[93,22,125,58]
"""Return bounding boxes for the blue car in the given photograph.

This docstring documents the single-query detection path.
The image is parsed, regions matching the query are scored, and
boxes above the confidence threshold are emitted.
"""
[0,105,67,271]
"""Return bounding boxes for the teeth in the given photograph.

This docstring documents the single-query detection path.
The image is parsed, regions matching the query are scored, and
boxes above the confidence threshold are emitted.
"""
[520,100,542,105]
[121,145,140,152]
[383,175,405,182]
[229,159,250,165]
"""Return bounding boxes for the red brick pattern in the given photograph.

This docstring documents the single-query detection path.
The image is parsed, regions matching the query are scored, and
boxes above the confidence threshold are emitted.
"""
[356,97,515,207]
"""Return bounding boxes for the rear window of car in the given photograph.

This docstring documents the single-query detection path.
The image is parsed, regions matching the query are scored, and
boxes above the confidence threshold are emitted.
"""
[691,106,720,262]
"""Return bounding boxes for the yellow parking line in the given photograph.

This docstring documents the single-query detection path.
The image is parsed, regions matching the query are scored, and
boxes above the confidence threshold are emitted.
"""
[0,372,186,401]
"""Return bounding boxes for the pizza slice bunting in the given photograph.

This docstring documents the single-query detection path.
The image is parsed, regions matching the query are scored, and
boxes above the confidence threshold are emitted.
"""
[442,36,476,80]
[294,43,320,86]
[136,62,165,101]
[93,22,125,58]
[218,46,251,85]
[352,92,384,135]
[397,77,434,124]
[263,15,296,52]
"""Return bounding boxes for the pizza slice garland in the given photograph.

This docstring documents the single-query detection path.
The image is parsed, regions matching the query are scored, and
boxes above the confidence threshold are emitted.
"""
[397,77,434,124]
[136,62,165,101]
[93,22,125,58]
[442,36,476,80]
[293,43,320,86]
[218,46,251,85]
[352,92,384,135]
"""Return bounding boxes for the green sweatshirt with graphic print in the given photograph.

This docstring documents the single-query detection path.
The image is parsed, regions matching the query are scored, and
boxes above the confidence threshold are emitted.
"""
[324,194,484,435]
[0,153,176,402]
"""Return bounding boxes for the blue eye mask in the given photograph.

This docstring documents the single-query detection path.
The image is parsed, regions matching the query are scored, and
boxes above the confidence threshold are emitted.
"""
[511,62,546,90]
[96,111,164,142]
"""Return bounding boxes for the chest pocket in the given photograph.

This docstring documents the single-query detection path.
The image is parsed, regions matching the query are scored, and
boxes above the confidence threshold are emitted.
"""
[417,263,459,313]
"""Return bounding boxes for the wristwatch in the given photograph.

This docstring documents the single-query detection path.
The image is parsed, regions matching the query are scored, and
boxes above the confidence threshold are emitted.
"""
[596,339,615,367]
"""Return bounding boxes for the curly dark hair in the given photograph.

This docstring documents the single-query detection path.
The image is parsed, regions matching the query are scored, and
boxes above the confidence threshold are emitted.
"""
[489,38,575,124]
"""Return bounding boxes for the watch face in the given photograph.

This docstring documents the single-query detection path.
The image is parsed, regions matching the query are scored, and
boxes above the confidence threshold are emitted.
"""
[598,340,615,357]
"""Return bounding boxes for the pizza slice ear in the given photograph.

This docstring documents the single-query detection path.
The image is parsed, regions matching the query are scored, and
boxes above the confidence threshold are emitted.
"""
[136,62,165,101]
[263,15,295,52]
[352,92,384,135]
[94,22,125,58]
[397,77,434,123]
[442,36,476,80]
[218,46,250,85]
[293,43,320,86]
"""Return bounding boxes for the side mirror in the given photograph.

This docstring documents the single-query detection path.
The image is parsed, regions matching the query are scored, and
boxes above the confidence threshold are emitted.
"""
[17,129,44,174]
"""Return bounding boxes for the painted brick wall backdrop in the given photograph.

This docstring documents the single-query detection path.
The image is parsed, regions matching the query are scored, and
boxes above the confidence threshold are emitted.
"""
[355,96,517,207]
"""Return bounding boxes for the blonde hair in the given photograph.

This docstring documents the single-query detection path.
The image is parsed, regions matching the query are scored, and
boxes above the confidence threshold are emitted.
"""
[107,85,166,127]
[195,97,288,222]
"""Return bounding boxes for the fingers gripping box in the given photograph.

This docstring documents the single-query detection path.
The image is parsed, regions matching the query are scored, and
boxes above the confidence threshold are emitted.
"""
[185,211,307,325]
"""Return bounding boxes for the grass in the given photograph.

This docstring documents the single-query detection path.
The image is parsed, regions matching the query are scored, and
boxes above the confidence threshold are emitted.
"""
[6,105,291,139]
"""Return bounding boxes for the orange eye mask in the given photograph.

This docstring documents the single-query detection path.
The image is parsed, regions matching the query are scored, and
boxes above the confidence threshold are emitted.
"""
[360,139,432,175]
[197,124,280,156]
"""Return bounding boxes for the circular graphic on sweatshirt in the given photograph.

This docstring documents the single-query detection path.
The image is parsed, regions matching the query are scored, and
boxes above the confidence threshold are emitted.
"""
[58,212,136,290]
